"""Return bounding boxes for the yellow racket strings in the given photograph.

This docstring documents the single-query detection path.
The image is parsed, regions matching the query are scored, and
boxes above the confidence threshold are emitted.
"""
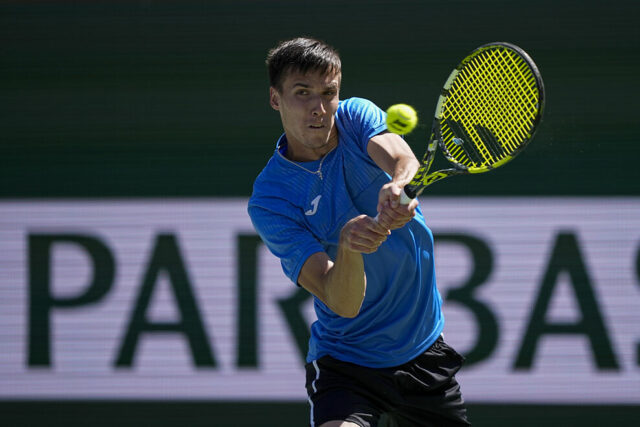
[442,47,540,169]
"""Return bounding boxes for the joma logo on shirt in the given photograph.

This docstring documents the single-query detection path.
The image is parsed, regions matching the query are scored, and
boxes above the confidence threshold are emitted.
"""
[305,195,321,216]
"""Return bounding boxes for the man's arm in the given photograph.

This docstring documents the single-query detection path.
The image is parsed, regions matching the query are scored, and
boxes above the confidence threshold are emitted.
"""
[297,132,418,318]
[297,214,389,318]
[367,131,420,230]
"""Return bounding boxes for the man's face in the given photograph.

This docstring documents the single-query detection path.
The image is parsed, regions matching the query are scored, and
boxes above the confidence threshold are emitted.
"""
[270,69,341,161]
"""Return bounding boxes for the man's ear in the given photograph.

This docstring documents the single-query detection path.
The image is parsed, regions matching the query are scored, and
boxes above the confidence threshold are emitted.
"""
[269,87,280,111]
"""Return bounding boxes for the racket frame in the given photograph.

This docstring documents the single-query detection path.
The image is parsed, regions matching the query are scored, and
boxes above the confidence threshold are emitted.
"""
[403,42,545,200]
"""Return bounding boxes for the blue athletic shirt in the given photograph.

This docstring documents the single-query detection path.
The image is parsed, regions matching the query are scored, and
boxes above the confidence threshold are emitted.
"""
[248,97,444,368]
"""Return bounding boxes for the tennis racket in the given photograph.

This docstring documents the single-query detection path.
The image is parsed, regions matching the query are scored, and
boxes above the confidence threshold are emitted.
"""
[399,42,545,203]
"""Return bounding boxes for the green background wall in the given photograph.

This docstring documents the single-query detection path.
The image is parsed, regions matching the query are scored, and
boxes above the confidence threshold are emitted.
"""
[2,0,639,425]
[2,0,639,198]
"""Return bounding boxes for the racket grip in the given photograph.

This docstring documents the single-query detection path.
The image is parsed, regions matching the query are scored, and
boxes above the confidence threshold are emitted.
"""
[374,188,415,223]
[399,188,413,205]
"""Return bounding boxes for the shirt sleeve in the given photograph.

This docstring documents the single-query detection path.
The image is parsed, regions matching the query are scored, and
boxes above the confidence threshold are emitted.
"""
[248,203,325,285]
[338,97,388,154]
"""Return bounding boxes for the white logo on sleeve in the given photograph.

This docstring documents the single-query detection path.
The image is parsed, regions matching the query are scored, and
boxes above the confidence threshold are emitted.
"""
[305,195,321,216]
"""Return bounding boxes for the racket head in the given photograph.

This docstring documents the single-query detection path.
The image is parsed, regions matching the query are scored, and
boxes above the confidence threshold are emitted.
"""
[434,42,545,173]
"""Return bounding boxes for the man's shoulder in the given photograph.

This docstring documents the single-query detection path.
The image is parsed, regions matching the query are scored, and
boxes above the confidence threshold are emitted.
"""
[250,161,284,201]
[337,97,384,131]
[338,97,376,114]
[249,156,300,214]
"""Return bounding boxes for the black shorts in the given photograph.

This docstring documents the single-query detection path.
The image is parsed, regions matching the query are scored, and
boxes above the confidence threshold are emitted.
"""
[305,336,470,427]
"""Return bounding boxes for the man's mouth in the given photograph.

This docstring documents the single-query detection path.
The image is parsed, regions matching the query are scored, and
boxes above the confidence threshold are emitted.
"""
[309,123,324,129]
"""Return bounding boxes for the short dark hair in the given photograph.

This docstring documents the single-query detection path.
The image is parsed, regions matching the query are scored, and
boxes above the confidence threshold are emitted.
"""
[266,37,341,91]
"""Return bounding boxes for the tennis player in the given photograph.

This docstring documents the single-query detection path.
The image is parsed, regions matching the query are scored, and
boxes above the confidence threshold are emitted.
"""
[248,37,470,427]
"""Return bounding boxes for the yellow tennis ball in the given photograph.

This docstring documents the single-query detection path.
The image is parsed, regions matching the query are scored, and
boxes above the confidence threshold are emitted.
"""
[386,104,418,135]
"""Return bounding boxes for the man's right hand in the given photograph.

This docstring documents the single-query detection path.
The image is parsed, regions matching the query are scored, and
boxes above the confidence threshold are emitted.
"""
[340,214,390,254]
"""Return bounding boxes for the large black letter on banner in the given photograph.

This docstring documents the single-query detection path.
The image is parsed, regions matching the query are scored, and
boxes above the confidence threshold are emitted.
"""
[436,233,499,366]
[635,240,640,366]
[115,234,215,368]
[236,233,312,367]
[514,232,619,370]
[236,234,263,367]
[28,234,114,366]
[277,288,312,364]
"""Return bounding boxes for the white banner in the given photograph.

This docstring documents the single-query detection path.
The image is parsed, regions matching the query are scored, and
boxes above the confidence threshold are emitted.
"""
[0,198,639,403]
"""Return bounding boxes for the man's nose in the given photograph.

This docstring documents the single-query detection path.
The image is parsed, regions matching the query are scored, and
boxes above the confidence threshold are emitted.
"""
[311,97,327,116]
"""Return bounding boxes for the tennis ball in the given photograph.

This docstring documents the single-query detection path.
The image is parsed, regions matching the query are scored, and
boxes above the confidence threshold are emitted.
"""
[386,104,418,135]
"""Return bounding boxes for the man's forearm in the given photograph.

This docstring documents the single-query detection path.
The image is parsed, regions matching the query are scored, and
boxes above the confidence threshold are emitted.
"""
[323,244,367,318]
[391,155,420,189]
[298,215,386,318]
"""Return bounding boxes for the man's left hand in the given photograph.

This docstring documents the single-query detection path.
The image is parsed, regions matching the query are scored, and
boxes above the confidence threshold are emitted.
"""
[376,182,418,230]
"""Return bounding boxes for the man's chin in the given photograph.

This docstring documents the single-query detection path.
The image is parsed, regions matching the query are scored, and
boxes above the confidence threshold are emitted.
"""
[305,136,331,149]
